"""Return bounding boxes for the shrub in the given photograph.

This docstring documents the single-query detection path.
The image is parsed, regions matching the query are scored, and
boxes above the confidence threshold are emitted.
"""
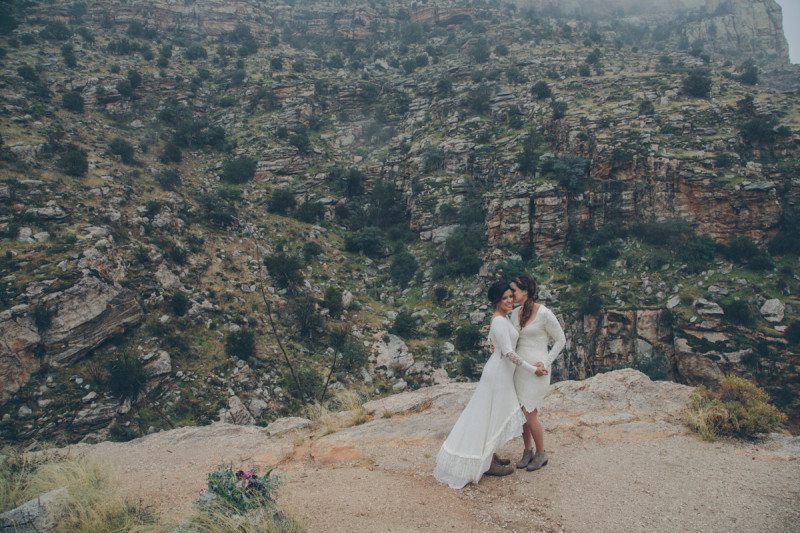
[390,249,418,287]
[432,285,449,304]
[683,69,712,98]
[679,235,717,273]
[323,287,343,318]
[302,241,323,262]
[785,321,800,345]
[591,244,620,268]
[106,353,147,400]
[738,59,758,86]
[722,299,754,326]
[435,322,453,338]
[61,43,77,67]
[62,91,84,112]
[58,147,88,177]
[470,38,490,63]
[116,79,134,98]
[17,64,39,83]
[263,253,303,291]
[185,44,207,60]
[159,142,182,164]
[739,114,789,145]
[155,168,181,190]
[32,303,55,332]
[638,100,655,116]
[294,201,325,224]
[221,157,257,184]
[40,20,71,41]
[169,292,190,316]
[288,131,310,154]
[339,340,369,372]
[464,85,492,114]
[390,310,418,338]
[288,294,321,336]
[270,57,283,70]
[531,81,552,100]
[551,100,567,120]
[577,284,603,315]
[454,324,482,352]
[267,188,296,215]
[225,330,256,360]
[571,264,592,283]
[109,137,136,165]
[685,376,786,440]
[344,227,387,258]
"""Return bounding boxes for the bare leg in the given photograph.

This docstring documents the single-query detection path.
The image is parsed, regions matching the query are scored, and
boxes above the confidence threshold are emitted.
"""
[521,419,533,450]
[525,408,545,453]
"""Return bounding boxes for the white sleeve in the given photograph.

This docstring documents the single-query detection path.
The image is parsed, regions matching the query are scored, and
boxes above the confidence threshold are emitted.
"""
[544,309,566,367]
[491,318,537,374]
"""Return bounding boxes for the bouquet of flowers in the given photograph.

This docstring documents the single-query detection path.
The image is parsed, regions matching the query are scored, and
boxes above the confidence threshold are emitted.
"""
[198,464,281,514]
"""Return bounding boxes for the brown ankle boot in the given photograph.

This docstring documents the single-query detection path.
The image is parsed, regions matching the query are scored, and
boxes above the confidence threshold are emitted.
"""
[526,451,549,471]
[485,459,514,477]
[516,448,534,469]
[493,453,510,466]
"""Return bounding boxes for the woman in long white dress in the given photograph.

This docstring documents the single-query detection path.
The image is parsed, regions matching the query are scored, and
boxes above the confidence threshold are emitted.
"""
[434,282,541,489]
[509,275,566,471]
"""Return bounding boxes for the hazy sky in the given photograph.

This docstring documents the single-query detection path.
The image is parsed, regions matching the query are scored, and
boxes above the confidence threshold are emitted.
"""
[776,0,800,63]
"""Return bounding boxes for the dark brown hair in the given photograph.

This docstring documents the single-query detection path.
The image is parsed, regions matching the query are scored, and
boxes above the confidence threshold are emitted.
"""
[488,281,511,309]
[512,274,538,327]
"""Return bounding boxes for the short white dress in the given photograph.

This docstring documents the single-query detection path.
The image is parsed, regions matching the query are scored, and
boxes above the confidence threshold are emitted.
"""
[511,304,566,412]
[433,316,537,489]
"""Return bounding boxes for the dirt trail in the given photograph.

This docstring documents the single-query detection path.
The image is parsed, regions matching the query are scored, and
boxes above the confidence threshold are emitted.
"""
[58,371,799,532]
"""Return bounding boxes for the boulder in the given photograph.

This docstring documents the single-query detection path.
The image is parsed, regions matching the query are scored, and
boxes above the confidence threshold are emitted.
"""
[222,395,256,426]
[142,350,172,378]
[693,298,724,316]
[373,334,414,374]
[264,416,312,436]
[759,299,784,323]
[0,487,70,533]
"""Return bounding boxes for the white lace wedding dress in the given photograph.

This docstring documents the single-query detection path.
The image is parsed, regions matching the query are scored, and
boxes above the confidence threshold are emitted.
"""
[433,316,537,489]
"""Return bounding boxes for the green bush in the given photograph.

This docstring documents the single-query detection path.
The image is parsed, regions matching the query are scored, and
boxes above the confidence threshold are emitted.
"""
[225,330,256,359]
[344,227,387,258]
[454,324,482,352]
[61,91,84,113]
[288,294,321,337]
[432,285,449,304]
[571,264,592,283]
[768,206,800,255]
[785,321,800,345]
[221,157,257,184]
[17,64,40,83]
[159,142,182,164]
[155,169,181,190]
[32,303,55,332]
[185,44,207,61]
[591,244,620,268]
[339,340,369,372]
[58,147,88,177]
[294,201,325,224]
[683,69,712,98]
[106,353,148,400]
[169,292,190,316]
[198,465,280,514]
[577,284,603,315]
[40,20,71,41]
[685,376,786,440]
[722,299,754,326]
[109,137,136,165]
[302,241,323,262]
[323,287,343,319]
[435,322,453,338]
[116,79,134,98]
[530,80,551,99]
[390,310,418,338]
[61,43,77,67]
[390,249,418,287]
[267,188,296,215]
[263,253,303,291]
[638,100,655,115]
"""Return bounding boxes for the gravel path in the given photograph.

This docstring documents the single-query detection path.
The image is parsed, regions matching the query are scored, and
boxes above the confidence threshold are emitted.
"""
[54,372,799,532]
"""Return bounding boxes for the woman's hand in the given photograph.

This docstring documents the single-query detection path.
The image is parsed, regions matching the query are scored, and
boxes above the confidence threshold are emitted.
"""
[534,362,548,377]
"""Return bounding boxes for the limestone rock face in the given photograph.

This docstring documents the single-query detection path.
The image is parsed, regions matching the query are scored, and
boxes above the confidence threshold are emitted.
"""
[372,334,415,375]
[221,395,256,426]
[759,299,785,323]
[0,487,70,533]
[0,275,142,403]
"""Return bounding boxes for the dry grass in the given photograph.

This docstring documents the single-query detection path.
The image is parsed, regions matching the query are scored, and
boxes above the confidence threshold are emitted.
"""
[180,500,304,533]
[684,376,787,441]
[305,389,371,434]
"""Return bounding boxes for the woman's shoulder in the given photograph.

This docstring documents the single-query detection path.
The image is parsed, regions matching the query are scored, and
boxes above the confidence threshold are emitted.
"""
[490,315,512,329]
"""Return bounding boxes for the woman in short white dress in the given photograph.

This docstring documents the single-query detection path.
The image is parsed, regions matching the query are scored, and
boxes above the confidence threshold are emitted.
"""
[510,275,566,471]
[434,282,541,489]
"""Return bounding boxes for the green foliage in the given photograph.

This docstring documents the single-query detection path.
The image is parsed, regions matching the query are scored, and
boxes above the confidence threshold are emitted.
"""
[33,303,55,332]
[721,237,773,271]
[109,137,136,165]
[738,59,758,85]
[531,81,552,100]
[61,43,77,67]
[288,131,310,154]
[185,44,207,61]
[551,100,567,120]
[722,299,754,326]
[221,157,257,184]
[432,285,449,304]
[116,79,134,98]
[302,241,323,262]
[106,353,148,400]
[769,206,800,255]
[267,188,296,215]
[638,100,655,116]
[169,292,190,316]
[288,294,321,337]
[591,244,620,268]
[682,69,712,98]
[40,20,72,41]
[390,249,418,287]
[17,64,39,83]
[739,114,790,145]
[345,227,387,258]
[576,284,603,315]
[454,324,482,352]
[263,253,303,291]
[155,168,181,190]
[433,224,484,279]
[390,310,418,338]
[225,330,256,360]
[464,85,492,114]
[571,264,592,283]
[159,142,182,164]
[471,38,490,63]
[199,465,280,514]
[785,321,800,345]
[685,376,786,440]
[61,91,84,113]
[552,154,589,192]
[339,340,369,372]
[58,147,89,177]
[323,287,343,318]
[294,201,325,224]
[436,78,453,96]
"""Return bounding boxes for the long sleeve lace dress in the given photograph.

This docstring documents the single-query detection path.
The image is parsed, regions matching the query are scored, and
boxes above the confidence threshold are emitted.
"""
[433,316,538,489]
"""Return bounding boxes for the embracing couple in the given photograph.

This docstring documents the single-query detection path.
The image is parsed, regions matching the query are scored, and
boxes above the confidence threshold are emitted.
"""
[434,275,566,489]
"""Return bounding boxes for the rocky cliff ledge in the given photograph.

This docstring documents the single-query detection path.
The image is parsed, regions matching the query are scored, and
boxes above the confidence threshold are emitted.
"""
[48,370,799,532]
